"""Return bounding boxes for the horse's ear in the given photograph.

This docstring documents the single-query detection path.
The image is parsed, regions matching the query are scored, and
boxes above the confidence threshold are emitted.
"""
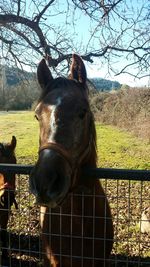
[10,136,17,150]
[37,59,53,90]
[70,54,87,85]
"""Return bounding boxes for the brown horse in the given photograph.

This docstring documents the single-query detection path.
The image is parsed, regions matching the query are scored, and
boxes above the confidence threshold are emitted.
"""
[0,136,17,259]
[30,54,114,267]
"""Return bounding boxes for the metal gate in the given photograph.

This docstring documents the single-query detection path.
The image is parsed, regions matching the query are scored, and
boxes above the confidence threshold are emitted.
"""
[0,164,150,267]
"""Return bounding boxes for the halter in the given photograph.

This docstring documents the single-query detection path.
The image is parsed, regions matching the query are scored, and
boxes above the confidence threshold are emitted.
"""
[39,141,91,190]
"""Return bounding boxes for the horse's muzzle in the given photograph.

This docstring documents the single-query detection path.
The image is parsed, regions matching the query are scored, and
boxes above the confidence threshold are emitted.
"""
[29,149,72,208]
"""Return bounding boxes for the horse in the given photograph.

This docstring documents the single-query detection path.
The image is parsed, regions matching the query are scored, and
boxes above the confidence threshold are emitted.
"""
[30,54,114,267]
[0,136,17,259]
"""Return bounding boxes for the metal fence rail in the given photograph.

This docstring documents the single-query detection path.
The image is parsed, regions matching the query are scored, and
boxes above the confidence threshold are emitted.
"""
[0,163,150,181]
[0,163,150,267]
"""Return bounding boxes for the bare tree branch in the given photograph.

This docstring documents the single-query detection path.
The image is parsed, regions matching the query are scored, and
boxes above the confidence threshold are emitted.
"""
[0,0,149,79]
[17,0,21,16]
[0,14,48,49]
[4,24,43,55]
[34,0,56,23]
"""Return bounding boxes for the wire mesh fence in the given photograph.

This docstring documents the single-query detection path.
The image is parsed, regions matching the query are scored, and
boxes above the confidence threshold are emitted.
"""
[0,165,150,267]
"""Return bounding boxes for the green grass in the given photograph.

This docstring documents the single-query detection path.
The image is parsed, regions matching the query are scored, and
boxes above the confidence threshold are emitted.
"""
[0,111,149,169]
[96,124,150,169]
[0,111,39,163]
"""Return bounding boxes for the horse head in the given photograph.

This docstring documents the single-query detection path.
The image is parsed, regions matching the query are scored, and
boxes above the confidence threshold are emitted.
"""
[30,55,96,208]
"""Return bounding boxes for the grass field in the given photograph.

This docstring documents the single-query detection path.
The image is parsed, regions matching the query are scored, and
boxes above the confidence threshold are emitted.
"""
[0,111,149,169]
[0,111,38,163]
[0,111,150,266]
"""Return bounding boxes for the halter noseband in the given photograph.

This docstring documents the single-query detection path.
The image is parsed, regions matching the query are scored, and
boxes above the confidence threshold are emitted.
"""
[39,141,91,189]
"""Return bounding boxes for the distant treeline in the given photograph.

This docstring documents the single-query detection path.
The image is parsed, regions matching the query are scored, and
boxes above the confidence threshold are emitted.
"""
[0,65,122,110]
[0,67,149,140]
[0,65,34,86]
[91,78,121,91]
[0,65,121,90]
[0,65,38,110]
[0,80,40,110]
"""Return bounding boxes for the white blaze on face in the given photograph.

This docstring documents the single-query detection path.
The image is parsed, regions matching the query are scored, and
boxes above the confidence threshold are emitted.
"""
[48,97,62,142]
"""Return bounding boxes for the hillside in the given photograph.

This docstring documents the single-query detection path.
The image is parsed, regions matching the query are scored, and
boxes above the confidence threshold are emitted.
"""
[0,65,121,90]
[0,65,38,110]
[0,65,34,86]
[91,77,121,91]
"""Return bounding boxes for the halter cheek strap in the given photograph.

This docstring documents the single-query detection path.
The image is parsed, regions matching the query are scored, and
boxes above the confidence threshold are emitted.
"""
[39,141,91,190]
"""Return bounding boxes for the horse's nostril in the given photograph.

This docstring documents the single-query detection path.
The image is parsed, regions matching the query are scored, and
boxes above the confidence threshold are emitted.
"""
[30,149,72,207]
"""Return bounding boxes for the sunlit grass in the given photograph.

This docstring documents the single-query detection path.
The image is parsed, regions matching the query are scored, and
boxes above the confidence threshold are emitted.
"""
[0,111,39,163]
[96,124,150,170]
[0,111,149,169]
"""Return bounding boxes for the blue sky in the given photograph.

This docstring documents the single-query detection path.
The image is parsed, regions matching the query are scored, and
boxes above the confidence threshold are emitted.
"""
[44,0,149,86]
[26,0,149,86]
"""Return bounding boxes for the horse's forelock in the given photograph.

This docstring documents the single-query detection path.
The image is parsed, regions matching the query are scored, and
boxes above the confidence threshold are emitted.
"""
[38,77,87,102]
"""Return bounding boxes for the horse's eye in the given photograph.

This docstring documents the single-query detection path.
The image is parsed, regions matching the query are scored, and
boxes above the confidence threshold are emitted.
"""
[79,109,87,119]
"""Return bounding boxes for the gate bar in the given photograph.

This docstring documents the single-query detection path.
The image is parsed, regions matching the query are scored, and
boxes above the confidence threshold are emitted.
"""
[83,167,150,181]
[0,164,150,181]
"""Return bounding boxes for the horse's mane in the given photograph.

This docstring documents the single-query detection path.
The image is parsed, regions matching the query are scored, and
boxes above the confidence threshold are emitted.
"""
[85,111,97,168]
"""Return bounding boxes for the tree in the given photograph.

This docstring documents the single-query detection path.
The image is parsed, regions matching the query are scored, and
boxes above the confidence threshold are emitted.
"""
[0,0,149,78]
